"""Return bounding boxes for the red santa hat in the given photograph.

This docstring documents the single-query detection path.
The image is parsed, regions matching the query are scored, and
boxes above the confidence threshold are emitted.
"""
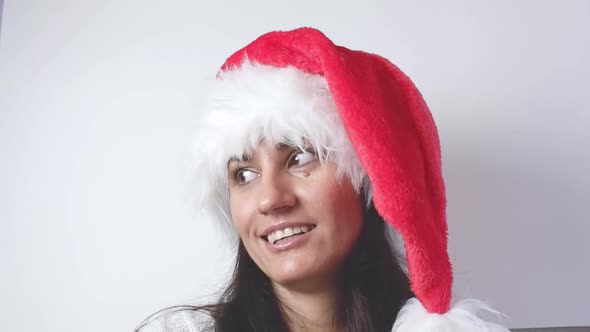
[193,27,509,331]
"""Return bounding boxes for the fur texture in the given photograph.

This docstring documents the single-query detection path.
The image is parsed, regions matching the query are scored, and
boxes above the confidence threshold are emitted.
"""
[392,298,510,332]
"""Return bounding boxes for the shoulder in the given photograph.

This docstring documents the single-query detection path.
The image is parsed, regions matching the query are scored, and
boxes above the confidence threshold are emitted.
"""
[136,308,214,332]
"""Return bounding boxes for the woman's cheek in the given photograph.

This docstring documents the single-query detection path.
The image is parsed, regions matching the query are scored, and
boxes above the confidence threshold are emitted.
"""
[230,193,255,236]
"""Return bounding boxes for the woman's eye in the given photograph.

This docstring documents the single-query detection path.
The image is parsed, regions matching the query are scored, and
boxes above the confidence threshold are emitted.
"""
[288,149,317,167]
[235,169,259,184]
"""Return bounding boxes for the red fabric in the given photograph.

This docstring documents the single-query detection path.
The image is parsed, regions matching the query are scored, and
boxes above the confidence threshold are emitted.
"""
[220,27,452,314]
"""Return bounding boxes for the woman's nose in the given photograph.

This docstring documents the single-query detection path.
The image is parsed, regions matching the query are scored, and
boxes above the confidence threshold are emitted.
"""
[257,171,297,215]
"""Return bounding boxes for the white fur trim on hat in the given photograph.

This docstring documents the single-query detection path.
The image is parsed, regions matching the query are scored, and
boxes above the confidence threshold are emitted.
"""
[392,297,510,332]
[192,61,371,236]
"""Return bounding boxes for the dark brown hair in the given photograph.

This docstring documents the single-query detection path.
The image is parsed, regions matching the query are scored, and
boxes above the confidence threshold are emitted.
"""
[136,203,413,332]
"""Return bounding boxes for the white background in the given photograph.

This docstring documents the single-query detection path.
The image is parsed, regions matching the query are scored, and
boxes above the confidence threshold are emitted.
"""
[1,1,589,331]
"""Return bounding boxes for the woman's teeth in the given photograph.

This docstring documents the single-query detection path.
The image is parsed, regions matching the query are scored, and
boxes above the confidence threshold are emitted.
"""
[267,226,314,244]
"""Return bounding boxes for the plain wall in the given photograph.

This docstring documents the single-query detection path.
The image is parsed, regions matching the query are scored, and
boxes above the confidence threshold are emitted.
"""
[1,1,589,331]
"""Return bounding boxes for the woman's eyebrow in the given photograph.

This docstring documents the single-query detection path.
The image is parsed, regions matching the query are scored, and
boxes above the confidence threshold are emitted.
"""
[274,142,295,151]
[228,153,251,163]
[227,142,296,164]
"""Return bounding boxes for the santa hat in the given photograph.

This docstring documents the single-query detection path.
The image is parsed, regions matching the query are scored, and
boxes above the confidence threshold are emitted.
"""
[193,27,509,331]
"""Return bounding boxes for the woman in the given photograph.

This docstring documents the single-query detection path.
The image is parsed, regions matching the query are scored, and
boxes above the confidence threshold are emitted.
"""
[137,27,509,332]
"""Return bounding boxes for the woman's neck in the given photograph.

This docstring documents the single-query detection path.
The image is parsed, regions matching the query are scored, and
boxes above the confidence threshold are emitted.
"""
[272,276,341,332]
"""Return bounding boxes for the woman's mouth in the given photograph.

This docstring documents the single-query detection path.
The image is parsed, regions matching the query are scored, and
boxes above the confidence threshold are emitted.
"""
[264,225,316,245]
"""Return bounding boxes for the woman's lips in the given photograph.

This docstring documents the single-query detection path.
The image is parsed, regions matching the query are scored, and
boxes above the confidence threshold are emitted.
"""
[260,222,316,238]
[264,225,316,243]
[263,226,315,252]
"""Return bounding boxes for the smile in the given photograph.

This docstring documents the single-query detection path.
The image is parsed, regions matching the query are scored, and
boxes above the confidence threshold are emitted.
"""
[264,225,316,244]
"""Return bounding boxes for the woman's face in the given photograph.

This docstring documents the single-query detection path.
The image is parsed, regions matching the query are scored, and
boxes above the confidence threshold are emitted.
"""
[228,141,363,288]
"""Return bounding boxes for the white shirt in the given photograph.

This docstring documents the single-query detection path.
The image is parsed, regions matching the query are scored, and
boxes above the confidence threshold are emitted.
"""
[137,310,212,332]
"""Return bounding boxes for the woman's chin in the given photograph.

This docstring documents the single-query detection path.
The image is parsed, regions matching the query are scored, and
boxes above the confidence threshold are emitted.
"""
[269,265,312,285]
[268,264,338,291]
